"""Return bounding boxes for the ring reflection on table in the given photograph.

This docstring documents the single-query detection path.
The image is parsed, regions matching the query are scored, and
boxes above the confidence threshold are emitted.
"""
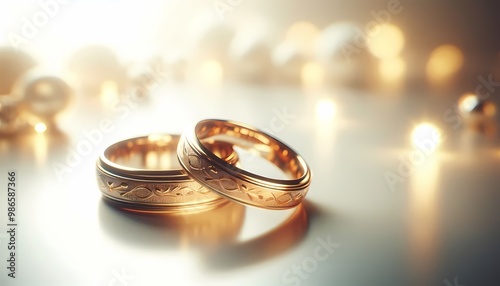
[202,202,309,269]
[99,198,246,248]
[96,134,239,213]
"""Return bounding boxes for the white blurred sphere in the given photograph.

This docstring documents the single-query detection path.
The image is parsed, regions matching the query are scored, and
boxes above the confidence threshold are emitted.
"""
[316,22,376,87]
[229,30,272,83]
[284,21,320,58]
[163,52,187,82]
[0,47,37,95]
[187,13,234,62]
[68,45,127,95]
[12,69,72,122]
[271,42,306,84]
[185,14,235,82]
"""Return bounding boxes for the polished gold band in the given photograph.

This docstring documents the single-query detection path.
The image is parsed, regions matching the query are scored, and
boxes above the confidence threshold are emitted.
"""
[96,134,238,212]
[177,119,311,210]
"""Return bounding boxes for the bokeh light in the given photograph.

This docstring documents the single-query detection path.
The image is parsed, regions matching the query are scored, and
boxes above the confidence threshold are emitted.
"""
[426,45,464,84]
[285,21,320,57]
[379,57,406,83]
[458,93,479,114]
[458,93,496,117]
[411,123,442,152]
[483,101,497,117]
[34,122,47,134]
[100,80,120,107]
[199,59,224,86]
[301,62,325,87]
[315,98,336,122]
[367,24,405,59]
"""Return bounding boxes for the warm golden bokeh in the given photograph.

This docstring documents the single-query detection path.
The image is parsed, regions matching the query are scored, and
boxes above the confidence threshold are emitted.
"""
[458,93,479,114]
[199,59,224,86]
[367,24,405,59]
[99,80,120,107]
[379,57,406,83]
[411,123,442,153]
[301,61,325,88]
[426,45,464,84]
[315,98,336,122]
[284,21,320,57]
[34,122,47,134]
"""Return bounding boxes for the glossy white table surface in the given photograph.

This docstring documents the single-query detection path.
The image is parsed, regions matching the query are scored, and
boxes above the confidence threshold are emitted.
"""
[1,83,498,286]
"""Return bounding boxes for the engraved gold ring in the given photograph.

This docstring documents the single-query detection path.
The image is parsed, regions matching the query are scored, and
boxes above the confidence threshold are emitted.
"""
[177,119,311,210]
[96,134,238,213]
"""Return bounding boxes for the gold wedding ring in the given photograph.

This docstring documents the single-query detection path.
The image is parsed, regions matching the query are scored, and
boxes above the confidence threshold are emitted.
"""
[96,134,238,213]
[177,119,311,210]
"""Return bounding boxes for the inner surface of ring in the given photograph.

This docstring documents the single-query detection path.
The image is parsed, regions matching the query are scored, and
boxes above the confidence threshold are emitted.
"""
[105,134,180,170]
[196,121,306,179]
[105,134,238,171]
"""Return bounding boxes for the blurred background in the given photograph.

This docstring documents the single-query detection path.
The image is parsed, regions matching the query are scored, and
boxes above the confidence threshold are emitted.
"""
[1,1,500,286]
[1,0,499,94]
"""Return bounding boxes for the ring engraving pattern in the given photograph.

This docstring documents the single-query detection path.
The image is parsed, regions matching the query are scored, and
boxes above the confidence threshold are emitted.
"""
[95,134,228,209]
[97,172,217,205]
[180,140,304,208]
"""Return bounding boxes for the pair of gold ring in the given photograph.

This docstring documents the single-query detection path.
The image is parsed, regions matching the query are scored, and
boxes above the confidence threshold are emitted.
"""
[96,119,311,212]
